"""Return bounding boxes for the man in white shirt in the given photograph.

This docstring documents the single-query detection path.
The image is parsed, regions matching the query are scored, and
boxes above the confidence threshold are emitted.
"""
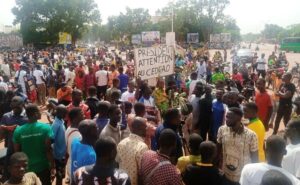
[65,66,75,87]
[33,65,46,105]
[282,120,300,179]
[65,108,84,184]
[121,80,136,104]
[240,135,300,185]
[0,77,8,92]
[256,53,267,78]
[15,65,27,95]
[95,64,109,100]
[197,60,206,80]
[0,59,11,77]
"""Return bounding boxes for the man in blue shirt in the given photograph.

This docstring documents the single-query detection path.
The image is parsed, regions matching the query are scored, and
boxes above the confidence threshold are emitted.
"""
[154,108,183,164]
[0,96,28,180]
[94,101,110,135]
[210,89,226,142]
[118,66,129,93]
[71,120,98,182]
[51,104,68,185]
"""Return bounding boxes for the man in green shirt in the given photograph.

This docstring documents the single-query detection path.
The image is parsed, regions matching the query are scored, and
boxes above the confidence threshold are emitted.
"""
[212,68,225,84]
[13,104,54,185]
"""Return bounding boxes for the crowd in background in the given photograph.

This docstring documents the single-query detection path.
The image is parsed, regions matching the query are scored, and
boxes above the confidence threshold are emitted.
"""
[0,45,299,185]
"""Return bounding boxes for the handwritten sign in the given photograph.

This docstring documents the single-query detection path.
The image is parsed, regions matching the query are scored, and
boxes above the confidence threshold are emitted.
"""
[134,45,174,80]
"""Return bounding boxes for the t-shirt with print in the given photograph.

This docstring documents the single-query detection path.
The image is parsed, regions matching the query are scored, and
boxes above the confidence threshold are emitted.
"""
[217,125,258,182]
[71,138,96,180]
[279,83,296,106]
[13,122,54,173]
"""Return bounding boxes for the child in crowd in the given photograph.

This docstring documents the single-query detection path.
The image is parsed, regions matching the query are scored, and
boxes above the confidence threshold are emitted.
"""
[5,152,41,185]
[182,141,223,185]
[177,133,203,173]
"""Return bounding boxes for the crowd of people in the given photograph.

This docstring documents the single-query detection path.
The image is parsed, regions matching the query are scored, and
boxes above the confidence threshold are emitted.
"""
[0,45,299,185]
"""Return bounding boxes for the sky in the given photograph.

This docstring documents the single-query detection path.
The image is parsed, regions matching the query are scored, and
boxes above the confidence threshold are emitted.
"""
[0,0,300,34]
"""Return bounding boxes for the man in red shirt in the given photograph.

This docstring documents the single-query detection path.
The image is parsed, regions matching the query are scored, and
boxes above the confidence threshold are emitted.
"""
[255,78,273,131]
[139,129,182,185]
[84,67,96,95]
[67,89,90,126]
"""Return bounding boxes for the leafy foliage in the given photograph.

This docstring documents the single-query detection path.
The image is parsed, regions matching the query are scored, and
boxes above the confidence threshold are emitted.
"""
[12,0,101,45]
[83,0,240,43]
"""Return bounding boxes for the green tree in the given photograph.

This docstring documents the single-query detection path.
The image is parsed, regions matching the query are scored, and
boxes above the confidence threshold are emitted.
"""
[261,24,285,40]
[12,0,101,45]
[287,24,300,37]
[106,7,151,41]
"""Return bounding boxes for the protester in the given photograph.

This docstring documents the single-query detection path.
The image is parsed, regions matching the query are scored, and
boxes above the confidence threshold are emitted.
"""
[176,133,203,173]
[65,66,75,87]
[211,88,226,142]
[95,64,109,100]
[84,67,96,96]
[106,78,121,102]
[260,170,293,185]
[33,65,46,106]
[154,108,183,163]
[282,120,300,178]
[182,141,223,185]
[74,137,131,184]
[187,72,198,97]
[100,104,125,144]
[197,85,213,140]
[189,82,205,130]
[273,72,296,134]
[121,80,136,103]
[118,66,129,93]
[85,86,99,119]
[108,64,119,87]
[0,96,28,180]
[4,152,41,185]
[94,101,110,134]
[240,135,300,185]
[152,79,169,115]
[243,102,266,162]
[51,104,68,185]
[67,89,91,123]
[212,68,225,84]
[65,108,84,184]
[257,53,267,78]
[217,107,258,185]
[13,104,54,185]
[197,59,206,80]
[139,129,183,185]
[57,82,72,106]
[14,64,27,94]
[70,120,98,183]
[291,97,300,120]
[129,102,156,148]
[117,117,148,185]
[255,78,273,131]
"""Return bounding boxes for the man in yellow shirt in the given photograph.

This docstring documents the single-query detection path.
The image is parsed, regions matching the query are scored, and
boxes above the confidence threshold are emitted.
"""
[243,102,266,162]
[176,133,203,173]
